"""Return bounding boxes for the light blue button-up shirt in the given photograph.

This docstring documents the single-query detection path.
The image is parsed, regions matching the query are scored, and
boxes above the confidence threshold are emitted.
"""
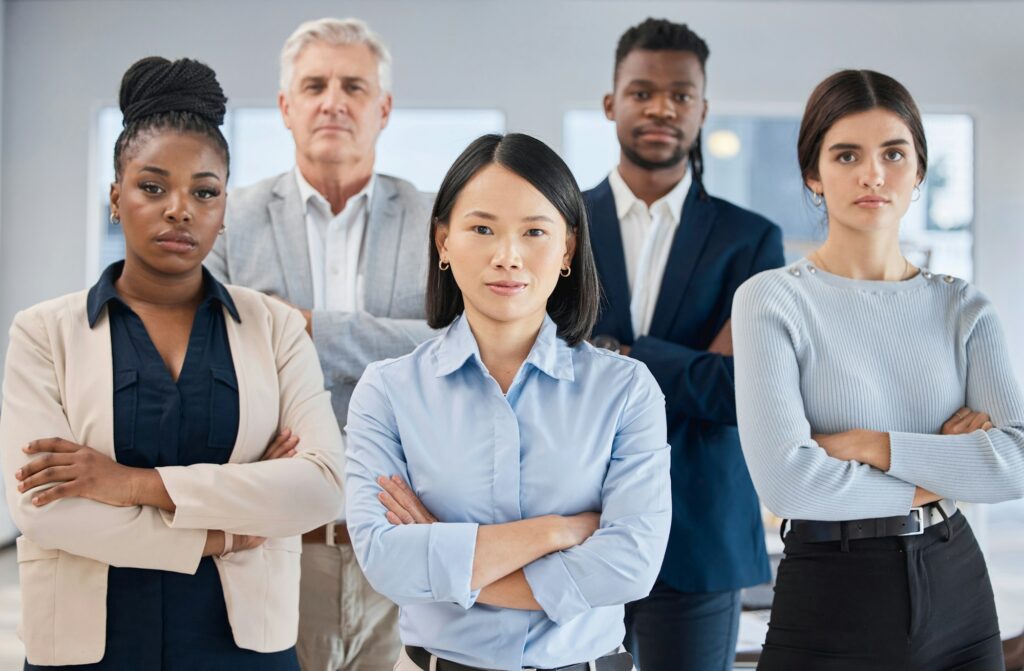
[345,314,671,670]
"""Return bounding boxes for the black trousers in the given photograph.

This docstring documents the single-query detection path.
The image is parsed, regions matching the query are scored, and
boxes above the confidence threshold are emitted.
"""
[758,511,1004,671]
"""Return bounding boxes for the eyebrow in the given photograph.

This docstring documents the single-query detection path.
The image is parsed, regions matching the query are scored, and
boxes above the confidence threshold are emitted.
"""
[139,166,222,181]
[627,78,697,88]
[828,139,911,151]
[463,210,556,224]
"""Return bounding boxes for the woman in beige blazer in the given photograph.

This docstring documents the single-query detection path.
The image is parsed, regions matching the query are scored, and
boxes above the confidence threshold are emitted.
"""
[0,57,344,668]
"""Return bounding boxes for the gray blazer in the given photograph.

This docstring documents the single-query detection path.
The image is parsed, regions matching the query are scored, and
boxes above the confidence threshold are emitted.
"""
[206,170,436,423]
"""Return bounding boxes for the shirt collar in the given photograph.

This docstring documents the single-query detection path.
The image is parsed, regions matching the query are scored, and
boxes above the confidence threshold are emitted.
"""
[608,166,691,224]
[293,167,375,217]
[87,260,241,328]
[432,313,574,382]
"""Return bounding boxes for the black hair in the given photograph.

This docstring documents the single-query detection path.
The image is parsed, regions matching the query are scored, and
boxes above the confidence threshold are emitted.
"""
[113,56,229,181]
[614,18,711,199]
[426,133,600,347]
[799,69,928,191]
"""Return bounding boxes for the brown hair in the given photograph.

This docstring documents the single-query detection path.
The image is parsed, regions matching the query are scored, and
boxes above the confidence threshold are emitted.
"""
[798,70,927,192]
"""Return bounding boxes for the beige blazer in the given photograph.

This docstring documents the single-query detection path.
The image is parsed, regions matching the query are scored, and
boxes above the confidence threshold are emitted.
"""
[0,285,345,666]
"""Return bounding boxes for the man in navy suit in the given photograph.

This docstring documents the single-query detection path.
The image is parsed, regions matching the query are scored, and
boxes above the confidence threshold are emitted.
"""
[584,19,785,671]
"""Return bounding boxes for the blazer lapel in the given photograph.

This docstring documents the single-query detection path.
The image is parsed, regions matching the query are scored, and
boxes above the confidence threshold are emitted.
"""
[362,177,401,315]
[269,173,315,308]
[70,305,115,459]
[587,179,634,342]
[648,183,717,338]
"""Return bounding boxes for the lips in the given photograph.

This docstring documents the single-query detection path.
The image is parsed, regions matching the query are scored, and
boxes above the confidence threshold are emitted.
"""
[486,281,527,297]
[854,195,890,209]
[154,231,198,253]
[634,125,682,142]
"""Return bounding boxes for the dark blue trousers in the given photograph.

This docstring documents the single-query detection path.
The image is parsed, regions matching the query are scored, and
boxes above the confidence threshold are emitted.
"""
[624,582,742,671]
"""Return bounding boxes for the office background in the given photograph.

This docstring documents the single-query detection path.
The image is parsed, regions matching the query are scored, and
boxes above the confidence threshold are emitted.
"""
[0,0,1022,663]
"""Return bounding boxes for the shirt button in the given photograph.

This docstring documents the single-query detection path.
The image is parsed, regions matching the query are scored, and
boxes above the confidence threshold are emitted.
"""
[943,275,955,283]
[789,266,801,277]
[923,271,933,279]
[806,265,816,274]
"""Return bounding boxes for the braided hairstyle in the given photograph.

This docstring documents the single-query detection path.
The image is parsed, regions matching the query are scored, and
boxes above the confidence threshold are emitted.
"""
[614,19,711,199]
[113,56,229,181]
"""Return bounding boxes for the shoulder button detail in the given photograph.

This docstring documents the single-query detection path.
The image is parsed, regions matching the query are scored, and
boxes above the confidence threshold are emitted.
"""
[789,266,802,277]
[943,275,955,283]
[806,265,817,274]
[923,271,933,279]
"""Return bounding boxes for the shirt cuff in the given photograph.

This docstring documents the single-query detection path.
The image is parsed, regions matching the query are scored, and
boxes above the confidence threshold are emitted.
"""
[522,552,589,625]
[427,522,479,609]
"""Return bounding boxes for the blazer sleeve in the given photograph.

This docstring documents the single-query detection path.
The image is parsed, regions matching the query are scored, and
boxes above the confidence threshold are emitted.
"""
[311,311,437,390]
[156,307,345,537]
[629,223,785,426]
[0,309,206,574]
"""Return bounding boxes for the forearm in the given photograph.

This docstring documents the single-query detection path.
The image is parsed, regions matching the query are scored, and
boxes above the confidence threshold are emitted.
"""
[471,516,565,590]
[476,570,542,610]
[913,487,943,506]
[131,468,176,512]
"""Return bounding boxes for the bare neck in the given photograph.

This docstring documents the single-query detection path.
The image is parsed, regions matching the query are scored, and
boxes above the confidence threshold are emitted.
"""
[115,256,204,312]
[296,154,375,216]
[815,225,910,281]
[617,156,689,207]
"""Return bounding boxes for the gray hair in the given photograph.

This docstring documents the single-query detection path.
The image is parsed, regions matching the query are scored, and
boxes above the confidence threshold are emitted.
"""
[279,17,392,94]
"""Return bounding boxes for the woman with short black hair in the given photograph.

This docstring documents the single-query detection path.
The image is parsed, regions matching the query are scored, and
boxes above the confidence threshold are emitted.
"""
[344,133,670,671]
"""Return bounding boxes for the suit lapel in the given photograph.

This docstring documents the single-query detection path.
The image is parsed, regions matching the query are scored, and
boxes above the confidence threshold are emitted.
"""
[648,182,717,338]
[269,173,315,307]
[363,176,401,315]
[587,179,634,341]
[76,309,115,459]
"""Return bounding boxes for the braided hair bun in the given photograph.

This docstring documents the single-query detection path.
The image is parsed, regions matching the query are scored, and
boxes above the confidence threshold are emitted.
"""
[119,57,226,127]
[113,56,230,179]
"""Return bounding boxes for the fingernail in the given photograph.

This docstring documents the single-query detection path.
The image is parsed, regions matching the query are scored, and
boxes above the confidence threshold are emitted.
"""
[31,497,39,505]
[15,469,22,479]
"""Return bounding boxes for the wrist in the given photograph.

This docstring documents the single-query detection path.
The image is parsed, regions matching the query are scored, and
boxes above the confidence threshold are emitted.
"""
[862,431,892,471]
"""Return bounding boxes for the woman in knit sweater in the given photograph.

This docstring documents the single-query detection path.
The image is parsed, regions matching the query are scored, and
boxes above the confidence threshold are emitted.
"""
[733,70,1024,670]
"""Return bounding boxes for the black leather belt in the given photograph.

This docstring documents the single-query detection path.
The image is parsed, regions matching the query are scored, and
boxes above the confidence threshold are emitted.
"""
[405,646,633,671]
[788,499,958,543]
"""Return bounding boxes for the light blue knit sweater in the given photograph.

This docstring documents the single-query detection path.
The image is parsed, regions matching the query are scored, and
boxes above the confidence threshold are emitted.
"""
[733,259,1024,521]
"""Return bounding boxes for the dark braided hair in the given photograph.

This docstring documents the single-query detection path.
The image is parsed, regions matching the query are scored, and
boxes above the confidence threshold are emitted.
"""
[614,19,711,199]
[113,56,229,181]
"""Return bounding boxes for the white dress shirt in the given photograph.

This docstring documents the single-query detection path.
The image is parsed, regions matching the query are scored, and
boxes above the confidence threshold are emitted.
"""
[608,167,691,338]
[294,167,374,313]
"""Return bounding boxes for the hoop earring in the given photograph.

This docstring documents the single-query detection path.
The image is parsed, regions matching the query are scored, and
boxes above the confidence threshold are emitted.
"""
[109,213,120,225]
[438,259,450,272]
[811,192,823,207]
[912,186,921,202]
[560,266,571,278]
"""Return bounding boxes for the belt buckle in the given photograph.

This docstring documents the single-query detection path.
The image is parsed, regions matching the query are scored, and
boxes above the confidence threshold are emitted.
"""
[898,507,925,536]
[325,521,337,547]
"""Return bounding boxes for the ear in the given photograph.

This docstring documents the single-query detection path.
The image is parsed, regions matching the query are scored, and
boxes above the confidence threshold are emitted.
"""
[563,228,577,268]
[434,221,450,261]
[109,182,121,219]
[378,91,393,131]
[278,91,292,131]
[805,174,823,198]
[603,92,615,121]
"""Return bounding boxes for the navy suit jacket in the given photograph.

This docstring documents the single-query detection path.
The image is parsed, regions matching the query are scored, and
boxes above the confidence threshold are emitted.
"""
[584,177,784,593]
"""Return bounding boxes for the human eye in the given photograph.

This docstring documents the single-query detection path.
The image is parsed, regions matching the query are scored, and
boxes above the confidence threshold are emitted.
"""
[472,225,493,235]
[194,187,221,200]
[345,82,366,94]
[630,90,650,101]
[836,152,857,164]
[884,149,905,161]
[304,81,324,93]
[673,92,694,103]
[139,181,164,195]
[525,228,547,237]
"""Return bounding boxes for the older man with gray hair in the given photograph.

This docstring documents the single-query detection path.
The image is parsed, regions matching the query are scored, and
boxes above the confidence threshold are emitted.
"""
[206,17,433,671]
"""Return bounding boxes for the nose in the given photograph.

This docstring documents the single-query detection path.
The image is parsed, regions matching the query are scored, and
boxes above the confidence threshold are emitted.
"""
[164,191,192,224]
[644,92,676,120]
[859,157,885,189]
[491,235,523,270]
[321,81,347,115]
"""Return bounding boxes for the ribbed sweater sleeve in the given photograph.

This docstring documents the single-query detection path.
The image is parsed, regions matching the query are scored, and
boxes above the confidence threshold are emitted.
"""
[732,272,916,521]
[887,284,1024,501]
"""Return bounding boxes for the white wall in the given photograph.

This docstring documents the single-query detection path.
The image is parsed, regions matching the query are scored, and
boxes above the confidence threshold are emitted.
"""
[0,1,1023,539]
